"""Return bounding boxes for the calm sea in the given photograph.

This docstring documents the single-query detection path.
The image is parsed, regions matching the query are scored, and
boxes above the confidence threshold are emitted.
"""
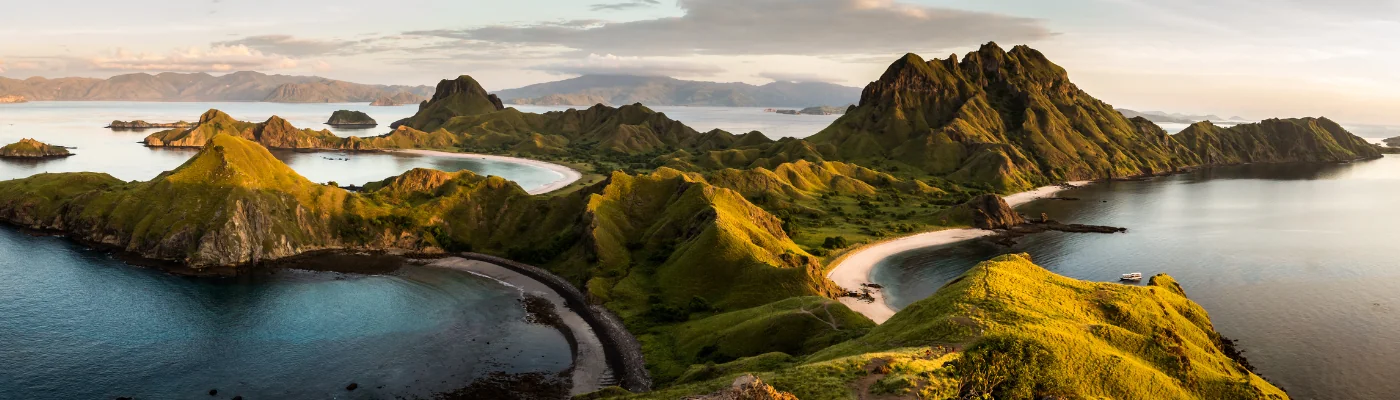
[873,156,1400,399]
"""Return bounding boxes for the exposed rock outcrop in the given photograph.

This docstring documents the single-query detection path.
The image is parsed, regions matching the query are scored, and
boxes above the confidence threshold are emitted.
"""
[0,138,71,158]
[0,94,27,103]
[964,194,1025,230]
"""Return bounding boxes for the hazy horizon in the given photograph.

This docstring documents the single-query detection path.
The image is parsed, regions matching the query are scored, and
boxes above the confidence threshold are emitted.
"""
[5,0,1400,124]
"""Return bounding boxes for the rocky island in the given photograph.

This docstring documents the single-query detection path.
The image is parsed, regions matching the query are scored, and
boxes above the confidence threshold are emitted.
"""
[107,120,194,130]
[324,110,377,128]
[0,94,27,104]
[0,138,71,158]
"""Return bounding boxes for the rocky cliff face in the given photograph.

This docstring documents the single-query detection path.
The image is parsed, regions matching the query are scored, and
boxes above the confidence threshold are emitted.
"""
[0,138,71,158]
[963,194,1025,230]
[0,94,27,103]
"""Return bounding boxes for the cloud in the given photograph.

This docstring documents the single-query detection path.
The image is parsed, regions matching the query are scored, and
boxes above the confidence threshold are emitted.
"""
[416,0,1051,57]
[758,71,838,83]
[88,45,298,72]
[532,54,724,77]
[213,35,349,57]
[590,0,661,11]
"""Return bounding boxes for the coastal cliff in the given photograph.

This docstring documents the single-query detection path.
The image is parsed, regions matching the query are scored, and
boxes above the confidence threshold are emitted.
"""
[0,138,71,158]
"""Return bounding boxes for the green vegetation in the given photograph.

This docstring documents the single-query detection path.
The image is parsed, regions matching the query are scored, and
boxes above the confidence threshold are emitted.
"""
[0,138,71,158]
[144,110,362,149]
[325,110,377,126]
[601,254,1286,399]
[1176,118,1381,164]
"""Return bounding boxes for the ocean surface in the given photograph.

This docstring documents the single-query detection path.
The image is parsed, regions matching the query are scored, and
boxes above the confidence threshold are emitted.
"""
[0,101,563,189]
[0,102,582,399]
[872,156,1400,399]
[0,227,572,399]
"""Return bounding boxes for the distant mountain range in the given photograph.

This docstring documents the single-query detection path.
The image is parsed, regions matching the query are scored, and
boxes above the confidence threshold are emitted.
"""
[495,74,861,107]
[1117,108,1245,124]
[0,72,433,103]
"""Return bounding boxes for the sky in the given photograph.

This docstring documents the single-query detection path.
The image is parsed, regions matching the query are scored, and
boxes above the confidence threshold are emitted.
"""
[3,0,1400,124]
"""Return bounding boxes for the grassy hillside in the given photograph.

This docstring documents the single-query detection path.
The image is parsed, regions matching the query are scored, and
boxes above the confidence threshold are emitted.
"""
[1175,118,1381,164]
[602,254,1287,399]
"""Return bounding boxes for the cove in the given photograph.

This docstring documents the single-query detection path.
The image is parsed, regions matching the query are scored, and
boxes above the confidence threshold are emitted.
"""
[872,156,1400,399]
[0,227,574,399]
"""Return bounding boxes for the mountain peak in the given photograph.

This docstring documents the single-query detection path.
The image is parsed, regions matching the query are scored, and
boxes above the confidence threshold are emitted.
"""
[163,134,307,189]
[401,75,507,131]
[198,109,237,124]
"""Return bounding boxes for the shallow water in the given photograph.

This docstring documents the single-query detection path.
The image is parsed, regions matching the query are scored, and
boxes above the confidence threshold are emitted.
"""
[0,228,572,399]
[0,102,562,189]
[873,156,1400,399]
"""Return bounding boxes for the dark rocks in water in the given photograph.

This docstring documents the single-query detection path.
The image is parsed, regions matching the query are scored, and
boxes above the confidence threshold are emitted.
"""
[208,389,217,396]
[985,218,1128,246]
[965,194,1025,230]
[232,396,243,400]
[325,110,377,127]
[346,382,358,391]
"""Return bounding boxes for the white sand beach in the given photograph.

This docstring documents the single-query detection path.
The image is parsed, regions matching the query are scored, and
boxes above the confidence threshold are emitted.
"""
[393,149,583,195]
[827,181,1091,324]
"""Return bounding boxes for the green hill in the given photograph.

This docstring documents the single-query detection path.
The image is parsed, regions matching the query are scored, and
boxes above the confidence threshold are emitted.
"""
[0,134,353,268]
[144,109,364,150]
[615,254,1287,399]
[1175,118,1380,164]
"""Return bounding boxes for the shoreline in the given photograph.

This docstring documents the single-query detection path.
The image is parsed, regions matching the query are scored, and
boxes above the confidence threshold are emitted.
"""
[426,257,612,396]
[826,181,1092,324]
[392,149,583,195]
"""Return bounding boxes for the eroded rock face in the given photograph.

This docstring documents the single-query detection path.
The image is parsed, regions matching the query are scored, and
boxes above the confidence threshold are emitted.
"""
[0,95,26,103]
[965,194,1025,230]
[683,375,797,400]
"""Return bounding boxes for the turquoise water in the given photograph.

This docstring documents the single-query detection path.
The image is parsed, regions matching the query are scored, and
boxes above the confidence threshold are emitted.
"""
[0,101,563,189]
[873,156,1400,399]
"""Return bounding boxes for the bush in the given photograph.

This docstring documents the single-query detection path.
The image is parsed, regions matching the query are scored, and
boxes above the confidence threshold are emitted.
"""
[822,236,849,249]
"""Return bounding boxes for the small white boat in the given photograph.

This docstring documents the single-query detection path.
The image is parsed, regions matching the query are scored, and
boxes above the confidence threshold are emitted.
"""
[1121,272,1143,281]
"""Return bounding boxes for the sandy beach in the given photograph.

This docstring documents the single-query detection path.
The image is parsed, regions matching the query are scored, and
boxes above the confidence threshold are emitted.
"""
[393,149,583,195]
[827,181,1091,324]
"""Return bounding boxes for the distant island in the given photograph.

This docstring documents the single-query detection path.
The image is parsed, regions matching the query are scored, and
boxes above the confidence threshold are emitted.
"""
[495,74,860,107]
[106,120,193,130]
[0,95,26,104]
[325,110,377,128]
[0,71,432,103]
[768,105,851,115]
[1117,108,1244,124]
[0,138,71,158]
[370,92,426,106]
[1386,136,1400,148]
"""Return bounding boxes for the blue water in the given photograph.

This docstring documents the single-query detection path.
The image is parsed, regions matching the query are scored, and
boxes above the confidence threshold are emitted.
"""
[0,101,563,189]
[0,227,571,399]
[873,156,1400,399]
